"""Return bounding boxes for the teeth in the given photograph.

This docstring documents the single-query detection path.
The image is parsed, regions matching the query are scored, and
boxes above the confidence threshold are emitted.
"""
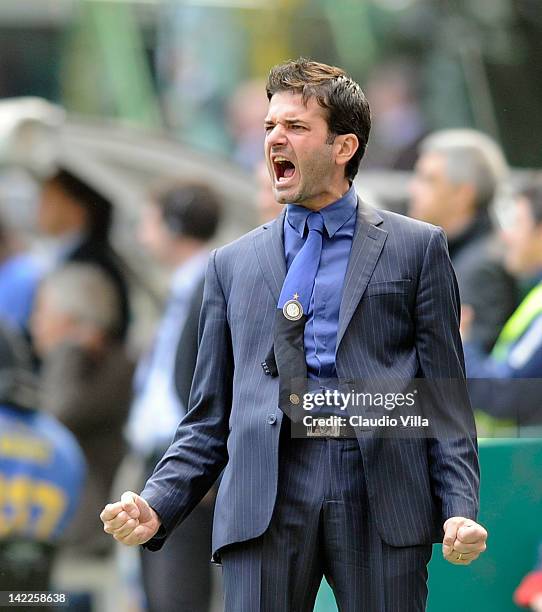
[274,156,289,162]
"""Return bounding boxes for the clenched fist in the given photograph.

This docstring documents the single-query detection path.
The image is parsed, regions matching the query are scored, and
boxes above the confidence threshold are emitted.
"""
[100,491,161,546]
[442,517,488,565]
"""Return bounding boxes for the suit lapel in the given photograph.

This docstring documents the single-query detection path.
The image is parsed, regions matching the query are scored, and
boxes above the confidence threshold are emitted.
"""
[253,208,287,304]
[336,199,387,351]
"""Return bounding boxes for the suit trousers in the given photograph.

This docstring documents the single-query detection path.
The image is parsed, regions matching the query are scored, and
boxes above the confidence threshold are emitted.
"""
[221,421,432,612]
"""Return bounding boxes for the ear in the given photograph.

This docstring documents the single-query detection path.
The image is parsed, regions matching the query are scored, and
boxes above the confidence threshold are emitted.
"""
[334,134,359,170]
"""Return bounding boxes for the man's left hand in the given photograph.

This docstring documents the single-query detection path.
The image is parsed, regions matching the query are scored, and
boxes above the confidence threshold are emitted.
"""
[442,517,487,565]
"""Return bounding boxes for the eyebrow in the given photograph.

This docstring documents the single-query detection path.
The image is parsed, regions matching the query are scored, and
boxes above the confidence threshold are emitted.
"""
[264,118,309,126]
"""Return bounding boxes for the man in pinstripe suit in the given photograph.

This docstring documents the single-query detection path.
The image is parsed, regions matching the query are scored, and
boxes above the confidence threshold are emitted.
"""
[101,59,487,611]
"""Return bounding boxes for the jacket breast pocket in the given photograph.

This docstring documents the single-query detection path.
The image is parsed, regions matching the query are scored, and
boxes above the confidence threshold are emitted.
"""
[364,279,412,298]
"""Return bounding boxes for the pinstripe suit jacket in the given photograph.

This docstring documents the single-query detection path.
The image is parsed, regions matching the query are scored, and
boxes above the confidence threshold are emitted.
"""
[141,200,480,558]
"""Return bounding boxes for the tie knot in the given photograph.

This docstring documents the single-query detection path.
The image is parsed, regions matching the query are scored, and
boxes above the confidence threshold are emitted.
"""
[306,211,324,234]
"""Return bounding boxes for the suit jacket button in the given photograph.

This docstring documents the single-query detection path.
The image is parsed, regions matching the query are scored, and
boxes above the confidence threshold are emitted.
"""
[267,414,277,425]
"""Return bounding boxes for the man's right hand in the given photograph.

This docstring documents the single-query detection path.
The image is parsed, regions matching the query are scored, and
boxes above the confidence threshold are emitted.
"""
[100,491,161,546]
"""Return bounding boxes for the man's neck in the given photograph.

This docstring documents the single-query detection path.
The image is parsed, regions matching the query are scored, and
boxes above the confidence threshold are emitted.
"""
[297,179,351,211]
[442,212,478,241]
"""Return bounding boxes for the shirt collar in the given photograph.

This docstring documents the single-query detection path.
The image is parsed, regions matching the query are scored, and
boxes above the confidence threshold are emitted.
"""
[285,183,358,239]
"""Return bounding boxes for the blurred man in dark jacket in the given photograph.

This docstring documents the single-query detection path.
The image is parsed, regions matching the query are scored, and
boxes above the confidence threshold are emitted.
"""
[38,168,131,340]
[409,129,517,352]
[126,181,222,612]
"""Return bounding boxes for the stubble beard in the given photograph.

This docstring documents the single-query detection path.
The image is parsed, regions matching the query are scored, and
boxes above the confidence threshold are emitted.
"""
[285,163,335,206]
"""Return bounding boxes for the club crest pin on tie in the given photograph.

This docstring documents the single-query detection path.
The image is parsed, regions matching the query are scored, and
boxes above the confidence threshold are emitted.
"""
[283,296,303,321]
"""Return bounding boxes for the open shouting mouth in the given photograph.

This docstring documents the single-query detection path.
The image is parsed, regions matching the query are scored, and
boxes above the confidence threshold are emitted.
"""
[272,155,297,186]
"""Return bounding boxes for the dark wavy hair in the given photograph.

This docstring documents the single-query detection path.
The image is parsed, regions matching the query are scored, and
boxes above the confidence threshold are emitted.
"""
[150,181,222,241]
[51,169,113,243]
[266,58,371,181]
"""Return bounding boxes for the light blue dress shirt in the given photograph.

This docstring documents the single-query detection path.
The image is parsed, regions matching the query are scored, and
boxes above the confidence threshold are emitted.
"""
[126,251,208,456]
[283,184,358,382]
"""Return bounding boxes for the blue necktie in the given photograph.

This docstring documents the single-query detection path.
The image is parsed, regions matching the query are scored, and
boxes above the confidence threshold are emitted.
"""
[266,211,325,423]
[278,211,325,317]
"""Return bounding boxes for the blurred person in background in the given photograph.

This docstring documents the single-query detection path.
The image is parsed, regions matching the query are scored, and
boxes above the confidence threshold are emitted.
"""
[363,59,428,171]
[227,79,268,172]
[0,215,42,333]
[126,182,222,612]
[409,129,517,352]
[256,160,282,223]
[38,168,131,340]
[0,322,85,591]
[462,174,542,611]
[461,173,542,424]
[31,264,133,558]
